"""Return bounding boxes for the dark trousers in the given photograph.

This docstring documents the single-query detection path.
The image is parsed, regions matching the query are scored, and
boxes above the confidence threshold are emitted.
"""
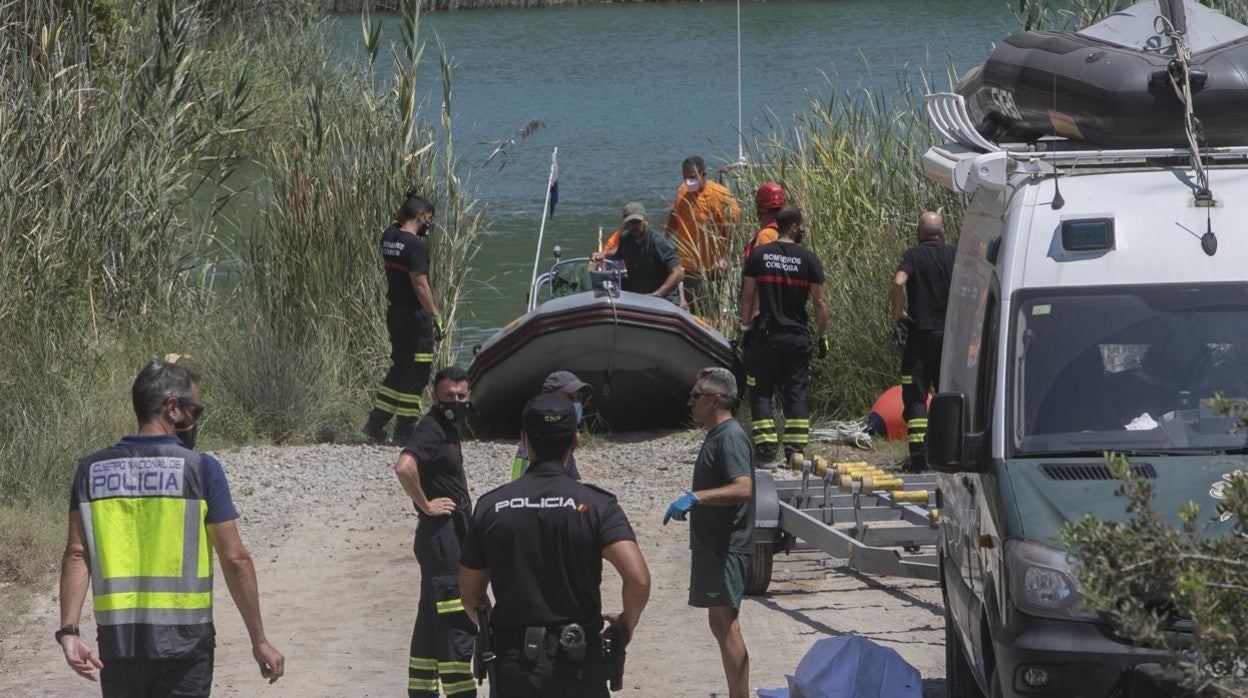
[368,305,434,440]
[409,515,477,698]
[746,331,811,459]
[491,631,608,698]
[901,329,943,472]
[100,653,213,698]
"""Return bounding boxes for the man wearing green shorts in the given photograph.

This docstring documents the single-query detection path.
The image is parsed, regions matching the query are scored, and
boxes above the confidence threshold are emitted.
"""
[663,366,755,698]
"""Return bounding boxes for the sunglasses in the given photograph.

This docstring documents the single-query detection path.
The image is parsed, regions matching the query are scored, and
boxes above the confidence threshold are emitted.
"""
[177,397,205,420]
[689,391,723,401]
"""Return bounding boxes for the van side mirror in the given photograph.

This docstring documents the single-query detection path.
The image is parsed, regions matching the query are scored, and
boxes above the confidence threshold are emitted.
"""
[928,392,986,472]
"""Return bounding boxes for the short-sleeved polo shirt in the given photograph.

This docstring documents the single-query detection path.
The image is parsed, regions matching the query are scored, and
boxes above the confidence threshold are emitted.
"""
[690,419,755,554]
[402,412,471,516]
[462,461,635,631]
[616,229,680,302]
[69,435,238,525]
[381,224,430,308]
[897,240,957,331]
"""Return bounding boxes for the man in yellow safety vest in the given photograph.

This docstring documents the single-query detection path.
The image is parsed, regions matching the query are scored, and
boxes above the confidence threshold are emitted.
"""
[56,359,284,696]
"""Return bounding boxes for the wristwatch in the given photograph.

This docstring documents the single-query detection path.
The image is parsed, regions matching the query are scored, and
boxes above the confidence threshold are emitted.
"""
[54,624,79,645]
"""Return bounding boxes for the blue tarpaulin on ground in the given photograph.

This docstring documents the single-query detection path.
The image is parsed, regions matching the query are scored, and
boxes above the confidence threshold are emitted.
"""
[756,635,923,698]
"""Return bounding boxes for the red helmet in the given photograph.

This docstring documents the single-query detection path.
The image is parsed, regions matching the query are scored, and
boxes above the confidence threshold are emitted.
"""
[755,182,785,212]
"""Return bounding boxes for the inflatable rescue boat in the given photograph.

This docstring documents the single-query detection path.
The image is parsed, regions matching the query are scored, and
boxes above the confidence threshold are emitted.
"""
[959,0,1248,148]
[467,260,734,435]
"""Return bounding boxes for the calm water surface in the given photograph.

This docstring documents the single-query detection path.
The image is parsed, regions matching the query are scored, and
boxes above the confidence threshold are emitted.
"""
[320,0,1016,349]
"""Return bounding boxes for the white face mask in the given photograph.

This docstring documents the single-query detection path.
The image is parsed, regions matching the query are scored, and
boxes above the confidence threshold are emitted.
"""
[684,177,701,192]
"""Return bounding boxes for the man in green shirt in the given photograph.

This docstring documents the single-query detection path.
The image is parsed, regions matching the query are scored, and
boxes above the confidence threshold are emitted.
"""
[663,366,754,698]
[593,202,684,304]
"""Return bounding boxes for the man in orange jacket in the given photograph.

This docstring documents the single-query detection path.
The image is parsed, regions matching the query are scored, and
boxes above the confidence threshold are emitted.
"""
[664,156,741,311]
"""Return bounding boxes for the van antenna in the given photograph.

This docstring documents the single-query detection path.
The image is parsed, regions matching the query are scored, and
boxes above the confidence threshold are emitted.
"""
[1158,14,1217,255]
[1049,72,1065,210]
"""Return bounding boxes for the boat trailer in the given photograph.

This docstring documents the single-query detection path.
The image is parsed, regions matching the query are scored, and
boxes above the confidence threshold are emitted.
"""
[746,457,941,595]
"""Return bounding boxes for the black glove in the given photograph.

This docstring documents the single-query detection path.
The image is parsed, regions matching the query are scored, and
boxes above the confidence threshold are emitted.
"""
[817,336,829,360]
[891,319,911,347]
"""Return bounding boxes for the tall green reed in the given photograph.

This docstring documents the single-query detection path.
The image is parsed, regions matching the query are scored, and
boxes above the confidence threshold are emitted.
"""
[0,0,248,502]
[206,0,484,441]
[737,78,963,419]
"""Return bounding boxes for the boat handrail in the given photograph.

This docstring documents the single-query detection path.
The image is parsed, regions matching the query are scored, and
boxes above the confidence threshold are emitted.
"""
[527,257,626,312]
[923,93,1002,153]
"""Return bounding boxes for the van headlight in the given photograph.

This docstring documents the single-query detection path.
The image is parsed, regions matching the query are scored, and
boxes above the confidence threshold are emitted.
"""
[1006,539,1099,622]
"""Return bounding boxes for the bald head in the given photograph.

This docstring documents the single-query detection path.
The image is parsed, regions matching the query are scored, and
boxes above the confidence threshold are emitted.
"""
[918,212,943,241]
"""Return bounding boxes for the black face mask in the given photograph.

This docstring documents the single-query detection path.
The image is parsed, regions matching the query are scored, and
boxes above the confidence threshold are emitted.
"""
[174,418,198,450]
[793,229,806,245]
[439,400,470,423]
[417,222,431,237]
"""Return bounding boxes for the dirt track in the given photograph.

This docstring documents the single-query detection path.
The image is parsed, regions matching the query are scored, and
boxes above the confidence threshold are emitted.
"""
[0,436,945,697]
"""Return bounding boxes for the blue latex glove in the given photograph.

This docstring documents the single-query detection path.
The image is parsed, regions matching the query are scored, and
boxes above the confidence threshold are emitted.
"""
[663,491,699,525]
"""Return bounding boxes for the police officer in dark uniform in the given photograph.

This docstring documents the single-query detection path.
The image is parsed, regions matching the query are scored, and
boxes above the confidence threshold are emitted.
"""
[892,211,956,472]
[394,366,477,698]
[739,206,830,468]
[364,193,444,444]
[460,393,651,698]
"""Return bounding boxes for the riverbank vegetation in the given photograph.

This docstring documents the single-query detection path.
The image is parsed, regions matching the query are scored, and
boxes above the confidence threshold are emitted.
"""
[0,0,482,605]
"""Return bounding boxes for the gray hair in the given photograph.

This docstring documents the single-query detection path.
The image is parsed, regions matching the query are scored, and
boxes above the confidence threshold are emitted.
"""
[696,366,737,405]
[132,359,199,423]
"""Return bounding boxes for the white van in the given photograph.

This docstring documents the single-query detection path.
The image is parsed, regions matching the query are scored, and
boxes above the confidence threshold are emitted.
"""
[922,93,1248,697]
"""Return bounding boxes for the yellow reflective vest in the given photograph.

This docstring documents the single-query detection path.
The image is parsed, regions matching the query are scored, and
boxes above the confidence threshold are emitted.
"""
[73,439,215,658]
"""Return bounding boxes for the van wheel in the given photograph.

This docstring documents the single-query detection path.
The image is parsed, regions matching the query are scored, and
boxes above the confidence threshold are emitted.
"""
[945,606,983,698]
[744,541,774,596]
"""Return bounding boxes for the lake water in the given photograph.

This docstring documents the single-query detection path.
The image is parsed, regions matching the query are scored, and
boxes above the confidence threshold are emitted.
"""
[322,0,1017,348]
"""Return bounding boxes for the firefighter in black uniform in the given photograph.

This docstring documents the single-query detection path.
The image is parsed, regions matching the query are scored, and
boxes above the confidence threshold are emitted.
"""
[364,193,444,444]
[394,366,477,698]
[460,393,651,698]
[892,211,956,472]
[740,206,830,468]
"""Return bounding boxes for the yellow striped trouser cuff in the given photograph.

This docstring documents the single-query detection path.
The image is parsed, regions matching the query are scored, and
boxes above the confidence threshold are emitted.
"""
[785,418,810,427]
[752,419,775,430]
[782,435,810,445]
[439,660,472,674]
[745,375,756,387]
[436,598,465,614]
[409,656,438,671]
[377,386,421,403]
[908,433,926,443]
[907,418,928,428]
[753,434,779,445]
[375,399,422,417]
[414,352,435,363]
[900,374,913,385]
[408,677,439,691]
[443,677,477,695]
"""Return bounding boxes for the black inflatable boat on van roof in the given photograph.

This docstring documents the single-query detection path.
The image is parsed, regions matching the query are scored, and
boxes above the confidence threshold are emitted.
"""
[959,0,1248,149]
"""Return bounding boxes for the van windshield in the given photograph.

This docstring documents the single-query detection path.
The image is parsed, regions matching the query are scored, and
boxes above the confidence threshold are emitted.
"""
[1012,283,1248,456]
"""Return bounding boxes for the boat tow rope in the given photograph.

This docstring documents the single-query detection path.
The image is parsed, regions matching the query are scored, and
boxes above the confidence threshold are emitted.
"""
[1157,15,1210,198]
[811,421,874,450]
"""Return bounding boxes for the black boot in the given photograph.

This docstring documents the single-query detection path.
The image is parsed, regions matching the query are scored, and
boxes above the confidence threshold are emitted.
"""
[362,411,390,444]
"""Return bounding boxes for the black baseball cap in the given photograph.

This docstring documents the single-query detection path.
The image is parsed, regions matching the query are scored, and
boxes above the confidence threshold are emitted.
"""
[542,370,592,400]
[522,392,579,443]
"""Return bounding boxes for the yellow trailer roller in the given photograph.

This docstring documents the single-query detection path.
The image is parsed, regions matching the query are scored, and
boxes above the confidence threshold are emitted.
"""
[862,476,904,491]
[892,489,929,504]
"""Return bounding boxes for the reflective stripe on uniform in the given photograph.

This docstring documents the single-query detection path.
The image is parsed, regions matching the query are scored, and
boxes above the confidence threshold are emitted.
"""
[377,386,421,403]
[408,677,439,691]
[753,433,779,445]
[435,598,465,614]
[80,481,213,628]
[745,375,756,387]
[374,399,422,417]
[782,434,810,445]
[906,418,928,429]
[443,678,476,695]
[900,374,913,385]
[414,353,435,363]
[409,657,438,671]
[751,419,775,431]
[439,660,472,674]
[908,433,927,443]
